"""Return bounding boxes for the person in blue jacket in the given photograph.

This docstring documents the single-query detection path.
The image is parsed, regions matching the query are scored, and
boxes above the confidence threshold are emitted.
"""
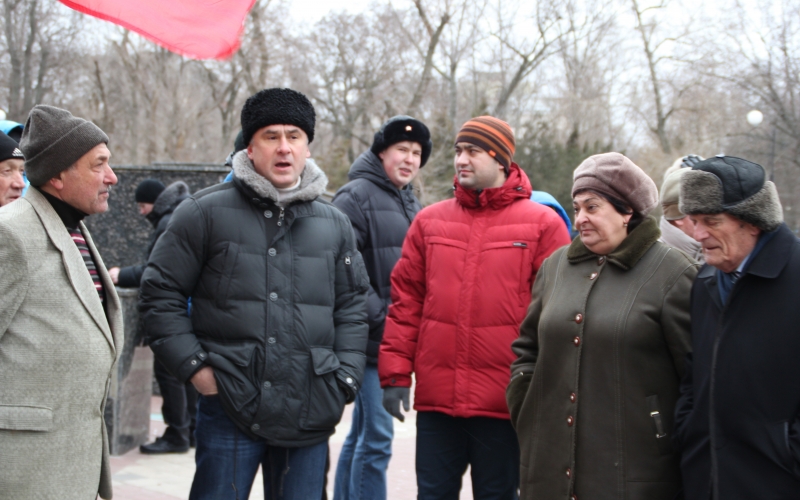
[530,190,573,235]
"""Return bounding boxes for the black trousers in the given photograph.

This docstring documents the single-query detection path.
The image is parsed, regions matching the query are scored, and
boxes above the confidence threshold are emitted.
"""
[154,358,198,446]
[416,411,520,500]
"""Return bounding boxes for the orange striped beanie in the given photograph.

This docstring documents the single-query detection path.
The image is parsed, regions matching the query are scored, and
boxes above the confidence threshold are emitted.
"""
[455,116,515,171]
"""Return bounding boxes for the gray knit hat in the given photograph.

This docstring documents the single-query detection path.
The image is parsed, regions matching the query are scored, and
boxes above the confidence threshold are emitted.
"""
[680,155,783,232]
[20,105,109,186]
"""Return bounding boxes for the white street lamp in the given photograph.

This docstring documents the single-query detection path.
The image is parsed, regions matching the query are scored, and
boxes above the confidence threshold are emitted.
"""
[747,109,763,126]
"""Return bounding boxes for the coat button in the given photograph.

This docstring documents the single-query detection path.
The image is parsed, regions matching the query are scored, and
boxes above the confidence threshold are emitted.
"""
[264,210,273,218]
[566,468,572,478]
[252,424,260,431]
[567,416,574,426]
[571,495,578,500]
[570,392,576,403]
[573,336,581,347]
[268,337,276,344]
[346,377,353,385]
[268,248,276,256]
[589,272,598,280]
[263,381,271,389]
[597,256,605,265]
[574,313,583,324]
[191,360,197,365]
[270,292,278,301]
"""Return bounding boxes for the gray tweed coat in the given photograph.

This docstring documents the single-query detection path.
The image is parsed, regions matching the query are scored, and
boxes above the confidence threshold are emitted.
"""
[0,187,122,499]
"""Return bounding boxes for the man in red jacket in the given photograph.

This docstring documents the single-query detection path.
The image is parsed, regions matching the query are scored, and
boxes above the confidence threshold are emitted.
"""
[379,116,571,499]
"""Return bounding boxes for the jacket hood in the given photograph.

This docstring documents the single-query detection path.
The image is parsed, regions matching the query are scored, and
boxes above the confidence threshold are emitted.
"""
[349,149,414,195]
[454,162,532,209]
[231,149,328,204]
[567,215,661,270]
[147,181,190,226]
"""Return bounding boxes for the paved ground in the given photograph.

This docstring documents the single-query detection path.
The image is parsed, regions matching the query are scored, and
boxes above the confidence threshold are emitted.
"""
[110,396,474,499]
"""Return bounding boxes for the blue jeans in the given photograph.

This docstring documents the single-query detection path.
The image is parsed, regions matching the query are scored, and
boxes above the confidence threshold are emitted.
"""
[333,364,394,500]
[189,395,328,500]
[416,411,519,500]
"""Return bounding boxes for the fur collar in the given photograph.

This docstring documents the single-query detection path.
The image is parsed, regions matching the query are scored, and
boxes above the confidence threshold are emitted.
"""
[567,216,661,270]
[232,150,327,204]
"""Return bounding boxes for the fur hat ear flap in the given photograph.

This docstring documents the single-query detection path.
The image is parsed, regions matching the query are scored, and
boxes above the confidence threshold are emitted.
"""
[728,181,783,232]
[679,169,724,216]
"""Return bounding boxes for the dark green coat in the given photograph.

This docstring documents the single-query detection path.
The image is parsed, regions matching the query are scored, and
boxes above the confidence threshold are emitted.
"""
[508,217,697,500]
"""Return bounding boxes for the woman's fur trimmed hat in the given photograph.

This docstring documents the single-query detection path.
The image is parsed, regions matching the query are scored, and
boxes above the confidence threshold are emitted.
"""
[679,155,783,232]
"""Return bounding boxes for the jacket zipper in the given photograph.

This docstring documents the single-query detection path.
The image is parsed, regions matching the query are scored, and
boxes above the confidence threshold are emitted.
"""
[278,207,285,227]
[344,255,354,288]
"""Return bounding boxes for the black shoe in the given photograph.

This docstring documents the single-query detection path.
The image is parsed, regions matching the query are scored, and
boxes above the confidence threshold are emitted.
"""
[139,437,189,454]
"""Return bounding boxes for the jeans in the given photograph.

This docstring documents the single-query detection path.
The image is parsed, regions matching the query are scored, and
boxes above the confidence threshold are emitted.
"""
[333,365,393,500]
[416,411,520,500]
[189,395,328,500]
[154,358,198,446]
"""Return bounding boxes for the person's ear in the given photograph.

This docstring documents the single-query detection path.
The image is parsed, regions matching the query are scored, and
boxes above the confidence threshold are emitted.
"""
[48,172,66,192]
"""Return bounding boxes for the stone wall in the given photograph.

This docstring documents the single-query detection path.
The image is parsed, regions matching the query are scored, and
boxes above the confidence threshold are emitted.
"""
[85,163,230,270]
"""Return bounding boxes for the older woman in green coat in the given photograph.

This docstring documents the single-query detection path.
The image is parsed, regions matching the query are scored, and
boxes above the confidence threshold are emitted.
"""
[507,153,698,500]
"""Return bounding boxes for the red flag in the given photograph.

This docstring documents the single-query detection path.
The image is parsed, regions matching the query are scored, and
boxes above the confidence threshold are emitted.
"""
[59,0,256,60]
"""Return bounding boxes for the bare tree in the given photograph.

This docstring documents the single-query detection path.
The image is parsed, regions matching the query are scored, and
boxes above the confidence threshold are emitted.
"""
[630,0,700,155]
[489,0,568,118]
[298,8,415,185]
[555,0,619,146]
[709,0,800,229]
[406,0,451,115]
[1,0,83,120]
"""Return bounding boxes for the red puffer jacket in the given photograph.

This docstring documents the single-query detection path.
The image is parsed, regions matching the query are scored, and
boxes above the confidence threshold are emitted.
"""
[379,164,572,419]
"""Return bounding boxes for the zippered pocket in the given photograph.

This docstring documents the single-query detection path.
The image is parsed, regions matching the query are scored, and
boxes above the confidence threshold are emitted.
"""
[343,253,369,293]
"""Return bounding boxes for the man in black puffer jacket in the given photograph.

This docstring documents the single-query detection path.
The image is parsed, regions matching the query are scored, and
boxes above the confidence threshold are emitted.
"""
[111,179,197,454]
[140,88,369,500]
[331,115,428,500]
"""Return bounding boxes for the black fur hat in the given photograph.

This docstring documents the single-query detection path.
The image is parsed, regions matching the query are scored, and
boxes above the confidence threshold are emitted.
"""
[371,115,433,167]
[680,155,783,232]
[241,88,316,146]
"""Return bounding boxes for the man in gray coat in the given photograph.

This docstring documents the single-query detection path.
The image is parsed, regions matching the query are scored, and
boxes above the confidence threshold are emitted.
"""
[140,88,369,500]
[0,105,122,499]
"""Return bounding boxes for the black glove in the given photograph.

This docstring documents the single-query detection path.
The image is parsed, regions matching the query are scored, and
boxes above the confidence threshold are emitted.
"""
[382,386,410,422]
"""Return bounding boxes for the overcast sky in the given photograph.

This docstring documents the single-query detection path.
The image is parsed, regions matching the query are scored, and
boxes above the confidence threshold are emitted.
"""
[288,0,377,24]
